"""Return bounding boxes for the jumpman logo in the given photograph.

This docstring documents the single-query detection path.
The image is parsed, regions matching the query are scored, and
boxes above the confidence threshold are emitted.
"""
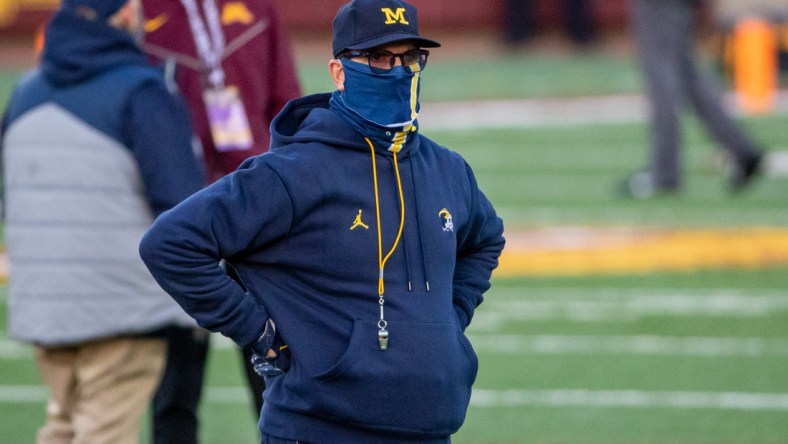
[350,209,369,230]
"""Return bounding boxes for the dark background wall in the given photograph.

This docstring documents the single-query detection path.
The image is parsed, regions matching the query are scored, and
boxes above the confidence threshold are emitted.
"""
[1,0,634,37]
[278,0,631,33]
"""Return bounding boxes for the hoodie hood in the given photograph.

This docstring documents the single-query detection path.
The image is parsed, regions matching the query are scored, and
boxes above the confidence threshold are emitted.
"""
[41,10,147,87]
[270,93,419,158]
[61,0,126,21]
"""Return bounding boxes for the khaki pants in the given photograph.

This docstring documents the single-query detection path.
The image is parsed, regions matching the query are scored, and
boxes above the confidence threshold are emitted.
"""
[34,337,167,444]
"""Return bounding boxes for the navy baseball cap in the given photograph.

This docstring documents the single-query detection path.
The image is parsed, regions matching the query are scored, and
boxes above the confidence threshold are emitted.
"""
[332,0,441,57]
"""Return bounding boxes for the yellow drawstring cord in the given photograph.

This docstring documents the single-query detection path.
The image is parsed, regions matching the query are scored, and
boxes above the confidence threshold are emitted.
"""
[365,137,406,297]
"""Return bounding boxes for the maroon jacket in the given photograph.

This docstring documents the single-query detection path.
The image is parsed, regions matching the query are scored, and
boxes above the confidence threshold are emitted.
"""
[142,0,301,182]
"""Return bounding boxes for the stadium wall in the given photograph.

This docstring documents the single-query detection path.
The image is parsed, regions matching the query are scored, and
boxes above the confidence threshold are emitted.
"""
[1,0,632,37]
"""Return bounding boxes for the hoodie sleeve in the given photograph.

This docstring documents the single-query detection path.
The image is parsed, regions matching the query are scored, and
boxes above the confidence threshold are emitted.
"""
[139,159,294,347]
[453,162,505,331]
[125,81,206,217]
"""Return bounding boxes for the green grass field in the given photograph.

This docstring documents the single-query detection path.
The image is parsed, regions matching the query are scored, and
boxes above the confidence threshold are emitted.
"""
[2,44,788,443]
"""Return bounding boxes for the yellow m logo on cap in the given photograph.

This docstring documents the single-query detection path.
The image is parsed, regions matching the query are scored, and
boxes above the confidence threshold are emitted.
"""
[381,7,409,25]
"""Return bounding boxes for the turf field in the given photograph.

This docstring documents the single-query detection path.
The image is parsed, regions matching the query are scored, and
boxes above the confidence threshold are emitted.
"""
[2,40,788,443]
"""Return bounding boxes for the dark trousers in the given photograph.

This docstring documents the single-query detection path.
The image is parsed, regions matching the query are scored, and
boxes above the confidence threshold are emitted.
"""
[563,0,596,44]
[504,0,537,43]
[152,326,266,444]
[504,0,596,44]
[631,0,761,189]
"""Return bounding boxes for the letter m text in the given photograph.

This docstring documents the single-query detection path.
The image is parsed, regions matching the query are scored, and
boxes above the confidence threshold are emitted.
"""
[381,7,409,25]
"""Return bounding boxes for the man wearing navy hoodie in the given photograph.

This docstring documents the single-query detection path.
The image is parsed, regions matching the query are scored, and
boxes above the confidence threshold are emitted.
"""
[1,0,204,442]
[139,1,505,442]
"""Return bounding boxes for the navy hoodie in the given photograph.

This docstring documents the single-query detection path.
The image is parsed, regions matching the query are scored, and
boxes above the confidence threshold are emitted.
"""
[1,11,204,217]
[139,93,505,443]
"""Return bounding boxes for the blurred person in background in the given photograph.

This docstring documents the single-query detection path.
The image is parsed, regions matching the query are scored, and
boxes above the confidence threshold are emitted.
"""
[140,0,301,442]
[623,0,764,199]
[504,0,597,47]
[138,0,505,442]
[0,0,204,442]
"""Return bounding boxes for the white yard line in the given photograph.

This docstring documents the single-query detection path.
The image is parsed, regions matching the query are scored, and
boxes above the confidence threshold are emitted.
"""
[0,386,46,402]
[3,385,788,411]
[473,289,788,327]
[470,389,788,411]
[0,338,30,358]
[420,91,788,130]
[467,334,788,357]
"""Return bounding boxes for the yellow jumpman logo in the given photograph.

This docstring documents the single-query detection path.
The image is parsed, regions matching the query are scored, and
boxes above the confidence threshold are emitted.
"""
[350,209,369,230]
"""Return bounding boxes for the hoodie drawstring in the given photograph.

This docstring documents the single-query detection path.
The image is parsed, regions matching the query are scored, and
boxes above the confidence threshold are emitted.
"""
[365,137,405,350]
[403,234,413,292]
[408,157,431,292]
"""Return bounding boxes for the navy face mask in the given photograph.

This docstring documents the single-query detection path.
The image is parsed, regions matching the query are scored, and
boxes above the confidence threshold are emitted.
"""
[337,59,421,128]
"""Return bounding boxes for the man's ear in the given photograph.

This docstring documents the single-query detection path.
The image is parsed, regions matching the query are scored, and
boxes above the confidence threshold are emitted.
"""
[329,59,345,92]
[109,0,142,35]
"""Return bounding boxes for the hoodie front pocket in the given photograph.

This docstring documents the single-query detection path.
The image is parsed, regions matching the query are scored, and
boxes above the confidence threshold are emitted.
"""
[309,319,478,436]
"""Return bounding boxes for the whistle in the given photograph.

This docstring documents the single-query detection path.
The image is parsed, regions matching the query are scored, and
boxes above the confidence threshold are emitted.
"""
[378,328,389,351]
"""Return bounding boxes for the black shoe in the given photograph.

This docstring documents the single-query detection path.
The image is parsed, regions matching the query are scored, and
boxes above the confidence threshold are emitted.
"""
[620,172,678,199]
[728,152,762,192]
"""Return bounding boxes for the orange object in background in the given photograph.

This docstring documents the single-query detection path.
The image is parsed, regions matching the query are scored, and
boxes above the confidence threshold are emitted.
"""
[34,24,44,55]
[733,17,778,114]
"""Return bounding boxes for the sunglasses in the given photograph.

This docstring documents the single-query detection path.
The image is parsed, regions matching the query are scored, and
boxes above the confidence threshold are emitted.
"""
[340,48,430,73]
